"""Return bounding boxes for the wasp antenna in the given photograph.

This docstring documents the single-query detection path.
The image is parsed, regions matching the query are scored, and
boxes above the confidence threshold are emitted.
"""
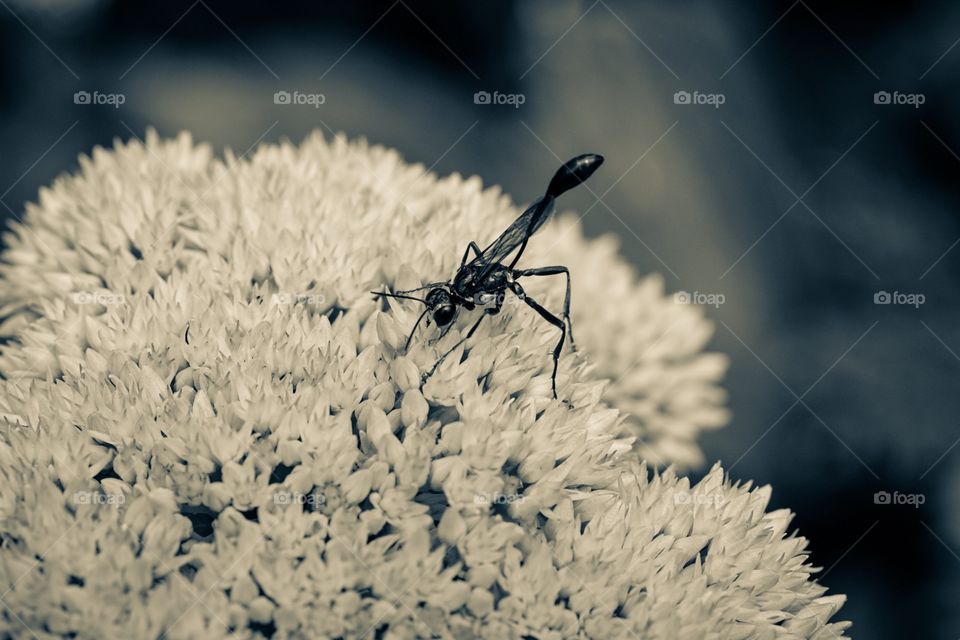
[394,282,447,295]
[372,291,428,305]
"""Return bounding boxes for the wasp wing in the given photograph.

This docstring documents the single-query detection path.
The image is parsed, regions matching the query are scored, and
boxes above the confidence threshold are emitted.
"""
[469,196,556,272]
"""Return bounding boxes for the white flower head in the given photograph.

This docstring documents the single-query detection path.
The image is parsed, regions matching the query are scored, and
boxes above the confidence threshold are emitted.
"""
[0,130,846,638]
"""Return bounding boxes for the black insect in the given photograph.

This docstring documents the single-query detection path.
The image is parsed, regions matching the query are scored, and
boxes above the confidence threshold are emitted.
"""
[374,154,604,399]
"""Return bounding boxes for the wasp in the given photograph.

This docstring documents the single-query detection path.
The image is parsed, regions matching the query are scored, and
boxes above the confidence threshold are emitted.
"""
[375,154,604,398]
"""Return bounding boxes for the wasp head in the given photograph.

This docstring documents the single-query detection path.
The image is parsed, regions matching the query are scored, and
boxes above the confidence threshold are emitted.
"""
[425,287,457,327]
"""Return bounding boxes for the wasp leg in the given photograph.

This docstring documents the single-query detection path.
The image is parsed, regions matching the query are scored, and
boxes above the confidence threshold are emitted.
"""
[513,265,576,352]
[434,318,456,345]
[404,308,430,352]
[459,241,484,269]
[510,282,565,399]
[422,301,502,387]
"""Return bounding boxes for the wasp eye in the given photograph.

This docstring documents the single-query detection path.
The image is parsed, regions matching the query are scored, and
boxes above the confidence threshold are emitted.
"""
[433,305,456,327]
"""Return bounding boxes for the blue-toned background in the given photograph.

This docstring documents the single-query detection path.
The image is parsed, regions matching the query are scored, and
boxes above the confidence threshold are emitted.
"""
[2,1,957,636]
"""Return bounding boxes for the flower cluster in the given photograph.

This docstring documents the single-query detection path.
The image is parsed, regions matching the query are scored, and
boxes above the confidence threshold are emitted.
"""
[0,131,846,638]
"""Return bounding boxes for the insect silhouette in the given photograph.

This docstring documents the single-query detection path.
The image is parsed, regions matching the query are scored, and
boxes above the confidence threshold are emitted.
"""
[374,153,604,399]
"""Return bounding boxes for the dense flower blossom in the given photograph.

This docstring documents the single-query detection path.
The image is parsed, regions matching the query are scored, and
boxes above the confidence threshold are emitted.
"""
[0,131,847,638]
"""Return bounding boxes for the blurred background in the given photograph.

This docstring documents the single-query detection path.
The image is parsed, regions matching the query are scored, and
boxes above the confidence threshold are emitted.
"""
[1,0,957,636]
